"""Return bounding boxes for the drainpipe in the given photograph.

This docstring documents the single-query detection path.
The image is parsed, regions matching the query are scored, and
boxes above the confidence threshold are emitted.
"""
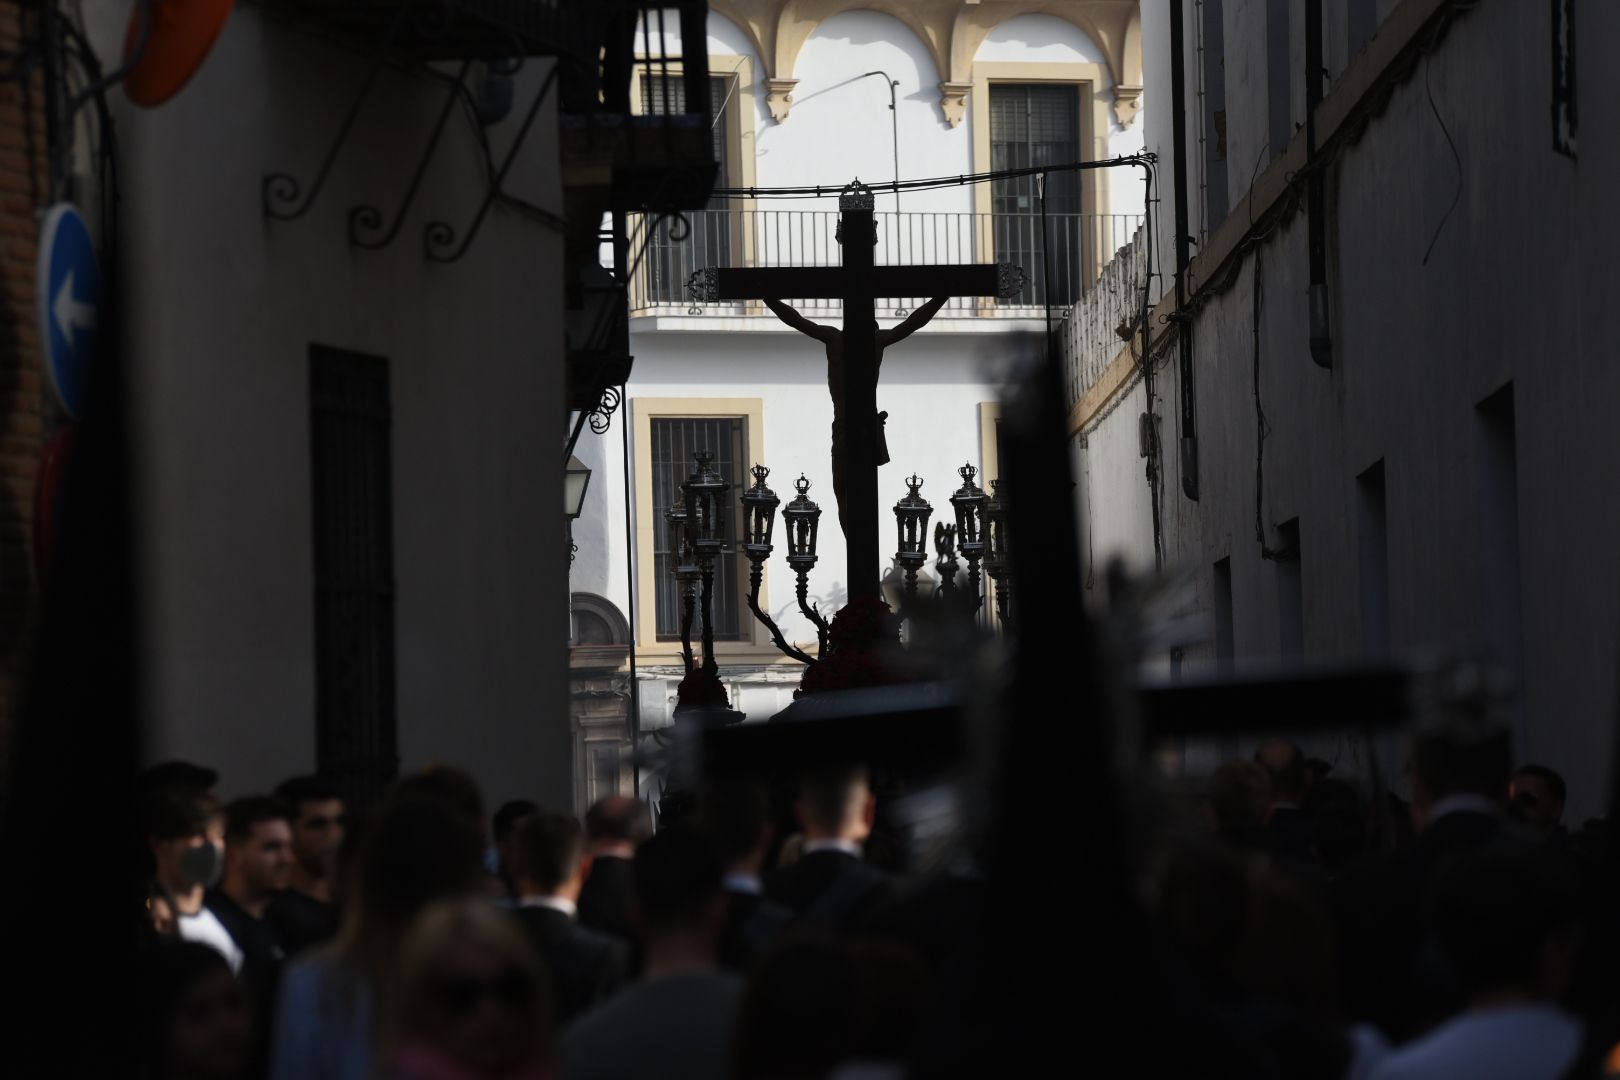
[1170,0,1200,500]
[1306,0,1332,368]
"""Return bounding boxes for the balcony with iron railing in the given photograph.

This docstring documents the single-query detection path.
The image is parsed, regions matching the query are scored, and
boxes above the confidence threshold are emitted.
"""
[627,209,1145,322]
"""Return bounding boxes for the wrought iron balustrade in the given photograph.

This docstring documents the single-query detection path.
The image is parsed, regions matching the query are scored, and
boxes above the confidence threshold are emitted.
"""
[627,208,1144,318]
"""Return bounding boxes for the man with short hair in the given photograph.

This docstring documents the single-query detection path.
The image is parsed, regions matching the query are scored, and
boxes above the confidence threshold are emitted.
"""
[1334,718,1516,1040]
[562,827,739,1080]
[701,779,793,971]
[765,763,887,927]
[492,798,542,899]
[509,812,628,1023]
[209,798,293,1020]
[266,776,346,956]
[1509,764,1567,840]
[577,795,652,941]
[143,786,242,972]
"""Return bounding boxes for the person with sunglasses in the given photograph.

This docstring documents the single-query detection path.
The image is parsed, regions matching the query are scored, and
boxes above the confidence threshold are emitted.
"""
[267,775,348,958]
[378,898,555,1080]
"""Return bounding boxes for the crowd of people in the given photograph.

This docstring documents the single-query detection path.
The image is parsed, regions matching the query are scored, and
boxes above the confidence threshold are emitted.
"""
[134,719,1616,1080]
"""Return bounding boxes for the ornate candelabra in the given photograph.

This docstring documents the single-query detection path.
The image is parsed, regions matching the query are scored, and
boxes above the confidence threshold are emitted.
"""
[983,478,1012,625]
[950,463,989,612]
[661,456,1014,697]
[894,474,933,603]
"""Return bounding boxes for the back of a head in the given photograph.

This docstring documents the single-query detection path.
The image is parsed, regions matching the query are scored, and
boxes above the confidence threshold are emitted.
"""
[798,764,871,836]
[1206,762,1270,835]
[513,813,584,893]
[1253,740,1307,803]
[139,942,237,1074]
[584,795,652,847]
[699,779,771,865]
[633,826,723,933]
[1511,763,1567,805]
[397,766,486,830]
[347,791,484,953]
[1411,719,1511,806]
[224,796,290,844]
[273,774,343,816]
[136,761,219,798]
[1428,843,1580,1001]
[493,800,542,846]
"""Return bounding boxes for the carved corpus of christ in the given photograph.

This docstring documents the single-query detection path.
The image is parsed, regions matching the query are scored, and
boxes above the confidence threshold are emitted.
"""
[762,296,949,533]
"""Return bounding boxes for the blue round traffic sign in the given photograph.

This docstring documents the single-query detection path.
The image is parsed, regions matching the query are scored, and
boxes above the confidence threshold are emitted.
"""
[36,204,100,419]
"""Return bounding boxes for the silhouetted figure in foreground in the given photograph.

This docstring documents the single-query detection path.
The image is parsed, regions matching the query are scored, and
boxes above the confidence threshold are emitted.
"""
[577,796,652,943]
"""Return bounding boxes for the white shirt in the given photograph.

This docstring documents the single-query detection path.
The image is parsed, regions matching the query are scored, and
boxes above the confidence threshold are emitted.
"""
[179,906,244,973]
[723,873,763,896]
[518,895,577,918]
[803,838,863,858]
[1364,1004,1582,1080]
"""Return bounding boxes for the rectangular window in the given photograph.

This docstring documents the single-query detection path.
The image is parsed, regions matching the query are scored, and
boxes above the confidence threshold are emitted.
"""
[1357,460,1390,656]
[989,83,1082,306]
[1213,556,1234,670]
[1477,383,1526,747]
[1201,0,1229,233]
[309,346,398,809]
[1275,518,1303,657]
[1266,0,1292,161]
[652,416,747,640]
[1348,0,1377,58]
[643,74,735,302]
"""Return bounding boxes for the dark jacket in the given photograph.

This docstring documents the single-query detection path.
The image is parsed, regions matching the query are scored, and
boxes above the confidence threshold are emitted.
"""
[577,855,636,942]
[510,904,629,1024]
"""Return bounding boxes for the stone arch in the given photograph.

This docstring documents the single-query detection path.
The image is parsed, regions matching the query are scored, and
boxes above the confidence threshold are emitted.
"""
[948,1,1130,88]
[774,1,949,87]
[707,1,770,65]
[571,593,631,646]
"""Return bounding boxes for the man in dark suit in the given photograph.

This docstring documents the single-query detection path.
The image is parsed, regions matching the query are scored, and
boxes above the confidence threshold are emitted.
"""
[509,812,629,1024]
[765,764,888,927]
[1332,714,1515,1041]
[577,796,652,942]
[701,779,792,971]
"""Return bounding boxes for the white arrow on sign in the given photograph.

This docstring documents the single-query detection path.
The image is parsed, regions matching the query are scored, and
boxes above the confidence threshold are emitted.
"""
[53,270,97,349]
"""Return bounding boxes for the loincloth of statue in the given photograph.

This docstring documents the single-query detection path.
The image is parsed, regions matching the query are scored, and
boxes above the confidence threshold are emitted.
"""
[829,410,890,528]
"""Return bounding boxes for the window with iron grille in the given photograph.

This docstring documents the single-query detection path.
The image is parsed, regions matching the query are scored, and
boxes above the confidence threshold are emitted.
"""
[309,346,398,810]
[651,416,746,640]
[989,83,1082,306]
[642,74,734,302]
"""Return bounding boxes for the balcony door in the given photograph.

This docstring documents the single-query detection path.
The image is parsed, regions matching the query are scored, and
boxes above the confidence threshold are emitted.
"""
[642,75,734,303]
[989,83,1082,306]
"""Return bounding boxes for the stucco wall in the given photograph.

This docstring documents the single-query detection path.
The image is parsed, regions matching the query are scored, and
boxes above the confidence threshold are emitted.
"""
[94,9,570,808]
[1079,0,1620,820]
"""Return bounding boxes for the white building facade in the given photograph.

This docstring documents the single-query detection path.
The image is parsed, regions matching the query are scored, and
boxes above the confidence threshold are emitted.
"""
[1070,0,1618,821]
[567,0,1147,808]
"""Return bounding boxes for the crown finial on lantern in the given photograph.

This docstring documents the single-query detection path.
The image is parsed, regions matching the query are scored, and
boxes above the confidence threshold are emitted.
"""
[751,463,770,485]
[905,474,924,496]
[795,474,811,496]
[958,462,977,484]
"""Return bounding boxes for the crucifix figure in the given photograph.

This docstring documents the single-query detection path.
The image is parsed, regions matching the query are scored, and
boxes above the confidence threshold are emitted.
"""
[689,181,1024,603]
[761,294,949,529]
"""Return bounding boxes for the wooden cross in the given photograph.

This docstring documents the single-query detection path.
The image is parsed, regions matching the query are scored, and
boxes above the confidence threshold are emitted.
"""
[689,182,1024,602]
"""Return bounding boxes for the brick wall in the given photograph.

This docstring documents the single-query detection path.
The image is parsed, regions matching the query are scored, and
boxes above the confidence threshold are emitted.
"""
[0,0,52,771]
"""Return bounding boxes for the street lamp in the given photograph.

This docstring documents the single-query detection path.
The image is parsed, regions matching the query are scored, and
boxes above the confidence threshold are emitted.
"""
[782,474,829,655]
[682,451,730,677]
[950,463,989,611]
[565,454,593,564]
[665,503,699,675]
[983,478,1011,625]
[740,465,815,665]
[893,474,932,602]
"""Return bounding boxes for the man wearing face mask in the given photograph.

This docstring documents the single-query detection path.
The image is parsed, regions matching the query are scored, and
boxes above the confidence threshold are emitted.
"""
[143,786,243,972]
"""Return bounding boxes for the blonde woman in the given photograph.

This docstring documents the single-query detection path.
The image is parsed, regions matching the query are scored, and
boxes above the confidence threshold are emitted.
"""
[377,899,555,1080]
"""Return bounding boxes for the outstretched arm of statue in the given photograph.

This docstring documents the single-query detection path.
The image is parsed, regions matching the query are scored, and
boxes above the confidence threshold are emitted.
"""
[764,298,838,343]
[878,296,950,347]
